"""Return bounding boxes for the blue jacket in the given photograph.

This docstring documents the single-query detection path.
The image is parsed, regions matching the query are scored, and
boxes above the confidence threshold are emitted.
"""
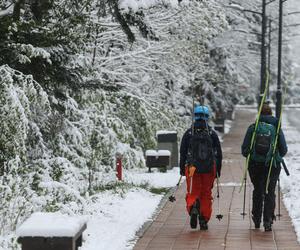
[241,115,288,162]
[179,121,222,176]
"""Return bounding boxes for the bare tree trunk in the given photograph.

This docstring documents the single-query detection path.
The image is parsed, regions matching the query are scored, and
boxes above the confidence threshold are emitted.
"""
[30,0,52,22]
[92,25,99,66]
[98,0,107,17]
[13,0,25,21]
[108,0,135,43]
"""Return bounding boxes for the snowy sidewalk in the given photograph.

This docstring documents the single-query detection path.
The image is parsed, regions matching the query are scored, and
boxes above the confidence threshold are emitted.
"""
[133,109,300,250]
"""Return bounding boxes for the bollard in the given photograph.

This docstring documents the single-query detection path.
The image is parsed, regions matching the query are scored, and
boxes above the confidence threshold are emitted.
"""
[116,153,122,181]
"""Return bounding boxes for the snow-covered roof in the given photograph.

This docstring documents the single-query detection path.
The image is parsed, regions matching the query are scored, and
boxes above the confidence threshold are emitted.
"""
[16,212,86,237]
[157,150,171,156]
[145,150,158,156]
[156,130,177,136]
[145,150,171,156]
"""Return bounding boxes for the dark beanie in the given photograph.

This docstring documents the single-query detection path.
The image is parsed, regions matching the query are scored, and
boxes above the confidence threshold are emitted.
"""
[261,103,272,115]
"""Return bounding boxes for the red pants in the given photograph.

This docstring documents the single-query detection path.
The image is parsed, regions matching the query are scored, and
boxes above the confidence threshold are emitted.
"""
[185,164,216,222]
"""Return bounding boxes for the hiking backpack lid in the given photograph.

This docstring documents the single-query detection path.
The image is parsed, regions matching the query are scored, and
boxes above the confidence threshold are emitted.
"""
[251,121,276,164]
[189,128,215,173]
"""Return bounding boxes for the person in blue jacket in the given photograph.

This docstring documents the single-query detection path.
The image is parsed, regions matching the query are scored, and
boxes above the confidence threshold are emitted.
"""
[241,103,288,231]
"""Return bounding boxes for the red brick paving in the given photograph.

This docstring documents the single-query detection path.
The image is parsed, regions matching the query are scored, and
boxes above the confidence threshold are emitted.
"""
[134,109,300,250]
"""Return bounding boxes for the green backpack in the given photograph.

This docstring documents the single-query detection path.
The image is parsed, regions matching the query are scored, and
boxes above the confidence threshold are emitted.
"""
[251,122,276,165]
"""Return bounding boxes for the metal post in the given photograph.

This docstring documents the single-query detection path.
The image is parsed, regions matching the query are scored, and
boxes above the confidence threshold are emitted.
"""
[276,0,283,118]
[260,0,267,104]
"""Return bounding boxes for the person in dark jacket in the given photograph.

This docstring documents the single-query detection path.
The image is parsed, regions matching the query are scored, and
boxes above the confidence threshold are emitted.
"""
[180,105,222,230]
[241,103,288,231]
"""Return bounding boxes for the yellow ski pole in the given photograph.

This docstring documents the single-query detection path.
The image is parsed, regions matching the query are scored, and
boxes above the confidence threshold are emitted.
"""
[265,81,287,194]
[239,71,270,193]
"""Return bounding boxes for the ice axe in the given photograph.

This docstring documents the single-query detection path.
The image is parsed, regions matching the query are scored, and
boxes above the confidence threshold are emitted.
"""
[168,175,183,202]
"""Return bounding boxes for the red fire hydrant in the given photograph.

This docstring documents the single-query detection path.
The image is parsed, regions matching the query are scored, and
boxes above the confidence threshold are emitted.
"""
[116,153,123,181]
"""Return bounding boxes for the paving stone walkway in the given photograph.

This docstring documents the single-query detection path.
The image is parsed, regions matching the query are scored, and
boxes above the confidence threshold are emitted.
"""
[134,109,300,250]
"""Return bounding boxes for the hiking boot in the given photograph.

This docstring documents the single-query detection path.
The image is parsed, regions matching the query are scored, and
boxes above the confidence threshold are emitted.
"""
[190,206,198,229]
[190,200,200,229]
[264,221,272,232]
[252,216,260,229]
[254,222,260,229]
[199,216,208,230]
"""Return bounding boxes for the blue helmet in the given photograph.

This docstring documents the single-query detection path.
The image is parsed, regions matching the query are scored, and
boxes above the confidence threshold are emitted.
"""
[194,105,210,121]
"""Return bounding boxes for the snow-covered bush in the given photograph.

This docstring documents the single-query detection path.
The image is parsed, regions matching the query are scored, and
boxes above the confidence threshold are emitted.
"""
[0,65,51,239]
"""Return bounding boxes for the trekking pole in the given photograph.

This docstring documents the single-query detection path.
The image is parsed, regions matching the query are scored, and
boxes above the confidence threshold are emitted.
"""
[240,176,247,219]
[189,173,193,194]
[189,88,195,196]
[168,175,183,202]
[216,172,223,221]
[276,177,281,219]
[239,71,270,194]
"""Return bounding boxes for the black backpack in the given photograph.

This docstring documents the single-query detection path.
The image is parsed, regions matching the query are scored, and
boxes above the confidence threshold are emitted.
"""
[189,128,214,173]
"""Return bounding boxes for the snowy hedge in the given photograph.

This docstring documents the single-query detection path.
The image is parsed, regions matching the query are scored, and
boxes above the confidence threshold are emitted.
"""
[0,63,182,248]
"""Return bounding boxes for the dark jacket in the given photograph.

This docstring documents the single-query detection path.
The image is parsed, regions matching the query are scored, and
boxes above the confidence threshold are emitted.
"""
[241,115,288,162]
[179,121,222,176]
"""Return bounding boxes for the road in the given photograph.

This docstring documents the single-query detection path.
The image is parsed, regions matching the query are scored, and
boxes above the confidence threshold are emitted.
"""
[286,108,300,132]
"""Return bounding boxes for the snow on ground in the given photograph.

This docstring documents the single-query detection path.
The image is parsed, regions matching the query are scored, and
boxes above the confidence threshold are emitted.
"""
[225,120,233,134]
[280,112,300,243]
[81,167,180,250]
[124,167,180,188]
[82,188,162,250]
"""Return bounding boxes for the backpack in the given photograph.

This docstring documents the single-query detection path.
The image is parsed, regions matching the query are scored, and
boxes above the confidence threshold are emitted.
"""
[251,122,276,164]
[189,128,214,173]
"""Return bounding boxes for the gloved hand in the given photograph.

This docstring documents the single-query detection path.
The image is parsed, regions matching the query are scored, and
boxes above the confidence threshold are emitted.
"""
[188,165,196,177]
[215,160,221,178]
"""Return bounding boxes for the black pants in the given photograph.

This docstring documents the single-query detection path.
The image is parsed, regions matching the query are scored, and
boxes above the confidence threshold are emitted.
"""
[248,163,281,223]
